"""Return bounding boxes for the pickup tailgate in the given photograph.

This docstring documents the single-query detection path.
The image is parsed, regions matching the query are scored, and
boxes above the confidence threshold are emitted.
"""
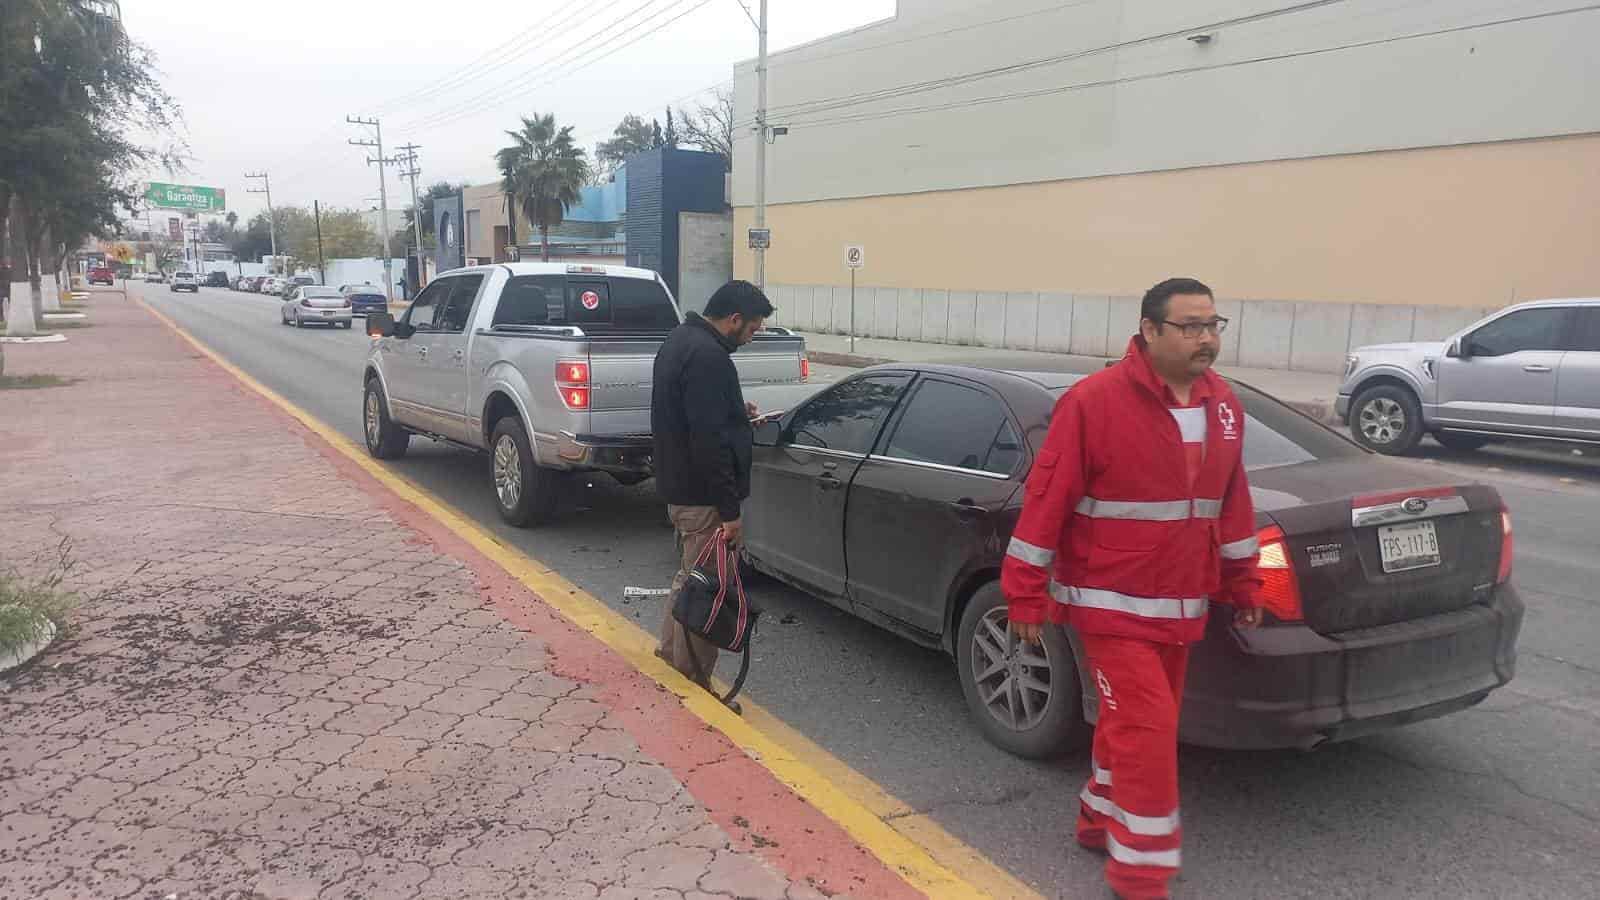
[581,331,808,436]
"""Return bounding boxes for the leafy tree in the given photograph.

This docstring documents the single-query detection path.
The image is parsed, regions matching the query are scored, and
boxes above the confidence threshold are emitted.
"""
[664,108,678,148]
[496,113,591,262]
[201,220,230,243]
[594,113,660,179]
[227,211,275,264]
[224,210,237,230]
[298,207,377,262]
[677,86,734,170]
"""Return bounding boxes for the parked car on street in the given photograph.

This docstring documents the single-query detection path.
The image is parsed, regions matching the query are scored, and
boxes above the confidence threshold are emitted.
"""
[145,272,165,284]
[170,271,199,293]
[281,286,353,328]
[343,288,388,317]
[1339,298,1600,454]
[739,363,1522,756]
[361,263,809,526]
[281,275,314,299]
[88,266,115,286]
[204,272,229,288]
[259,277,280,295]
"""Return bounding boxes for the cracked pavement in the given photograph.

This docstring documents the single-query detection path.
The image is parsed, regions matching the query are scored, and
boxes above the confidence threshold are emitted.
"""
[0,299,905,900]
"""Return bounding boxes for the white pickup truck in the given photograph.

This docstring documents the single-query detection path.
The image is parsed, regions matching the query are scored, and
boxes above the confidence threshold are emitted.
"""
[362,262,809,526]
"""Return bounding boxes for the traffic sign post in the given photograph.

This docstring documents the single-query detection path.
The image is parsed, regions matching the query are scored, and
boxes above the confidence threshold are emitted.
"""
[844,245,864,352]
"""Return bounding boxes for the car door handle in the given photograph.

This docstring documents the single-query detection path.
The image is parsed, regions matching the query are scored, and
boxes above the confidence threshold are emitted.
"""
[1522,364,1552,373]
[948,500,988,519]
[452,349,464,358]
[816,474,843,491]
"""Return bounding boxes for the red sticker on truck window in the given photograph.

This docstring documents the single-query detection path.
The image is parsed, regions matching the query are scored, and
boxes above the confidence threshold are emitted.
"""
[581,290,601,310]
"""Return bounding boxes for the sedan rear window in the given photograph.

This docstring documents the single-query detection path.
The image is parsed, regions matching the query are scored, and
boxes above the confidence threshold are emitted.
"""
[302,287,342,298]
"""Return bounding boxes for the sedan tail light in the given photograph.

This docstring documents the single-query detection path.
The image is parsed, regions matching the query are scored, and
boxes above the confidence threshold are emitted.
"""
[556,360,591,411]
[1255,525,1304,624]
[1496,507,1514,584]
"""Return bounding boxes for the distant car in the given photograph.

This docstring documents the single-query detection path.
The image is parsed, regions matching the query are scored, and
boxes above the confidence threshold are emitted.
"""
[282,285,352,328]
[741,363,1522,755]
[170,271,199,293]
[1338,298,1600,454]
[282,275,315,299]
[344,289,388,317]
[204,272,229,288]
[229,275,245,290]
[145,272,165,284]
[259,277,281,295]
[88,266,115,286]
[244,276,263,292]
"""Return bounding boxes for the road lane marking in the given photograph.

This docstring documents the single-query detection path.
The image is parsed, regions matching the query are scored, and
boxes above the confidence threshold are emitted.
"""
[135,295,1043,900]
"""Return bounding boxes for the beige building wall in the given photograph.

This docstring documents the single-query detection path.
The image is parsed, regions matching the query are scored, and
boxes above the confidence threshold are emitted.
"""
[735,134,1600,309]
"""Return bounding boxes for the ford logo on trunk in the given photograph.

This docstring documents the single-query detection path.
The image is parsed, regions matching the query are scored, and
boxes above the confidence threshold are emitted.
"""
[1401,497,1430,514]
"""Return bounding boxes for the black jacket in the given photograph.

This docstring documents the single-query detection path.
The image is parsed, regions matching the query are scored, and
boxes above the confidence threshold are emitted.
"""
[651,313,752,521]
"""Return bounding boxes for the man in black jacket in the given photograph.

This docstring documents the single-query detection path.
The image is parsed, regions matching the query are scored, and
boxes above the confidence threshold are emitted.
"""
[651,280,774,692]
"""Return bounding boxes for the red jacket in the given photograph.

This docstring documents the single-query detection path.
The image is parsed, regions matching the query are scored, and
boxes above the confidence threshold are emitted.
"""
[1002,337,1262,645]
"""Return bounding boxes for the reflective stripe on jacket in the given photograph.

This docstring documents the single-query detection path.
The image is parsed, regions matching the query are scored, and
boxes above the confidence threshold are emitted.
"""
[1001,336,1262,645]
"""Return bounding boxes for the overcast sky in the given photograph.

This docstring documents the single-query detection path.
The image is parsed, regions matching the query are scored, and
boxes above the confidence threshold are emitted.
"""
[122,0,895,225]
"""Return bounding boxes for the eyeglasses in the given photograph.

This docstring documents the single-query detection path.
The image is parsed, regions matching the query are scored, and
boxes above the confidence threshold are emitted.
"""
[1159,317,1229,339]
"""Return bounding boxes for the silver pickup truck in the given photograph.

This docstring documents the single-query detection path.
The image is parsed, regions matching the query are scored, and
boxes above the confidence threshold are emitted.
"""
[362,262,808,525]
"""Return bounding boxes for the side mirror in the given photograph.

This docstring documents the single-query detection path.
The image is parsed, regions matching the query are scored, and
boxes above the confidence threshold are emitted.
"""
[366,311,397,338]
[753,418,783,447]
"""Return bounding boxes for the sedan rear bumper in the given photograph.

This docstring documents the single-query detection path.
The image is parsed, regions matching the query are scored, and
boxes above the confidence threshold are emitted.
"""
[1179,585,1523,750]
[297,309,352,323]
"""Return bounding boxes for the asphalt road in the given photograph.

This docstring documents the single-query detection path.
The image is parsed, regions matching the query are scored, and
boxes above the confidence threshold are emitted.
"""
[138,284,1600,898]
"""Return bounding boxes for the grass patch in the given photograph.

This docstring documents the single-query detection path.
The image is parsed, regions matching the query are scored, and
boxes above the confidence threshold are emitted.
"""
[0,374,79,390]
[0,540,77,663]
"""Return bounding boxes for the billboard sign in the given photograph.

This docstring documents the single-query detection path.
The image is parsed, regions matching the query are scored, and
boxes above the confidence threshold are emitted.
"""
[168,217,182,240]
[145,182,226,212]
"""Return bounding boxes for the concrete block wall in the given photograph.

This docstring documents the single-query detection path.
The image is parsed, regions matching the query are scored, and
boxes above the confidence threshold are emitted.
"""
[774,282,1505,373]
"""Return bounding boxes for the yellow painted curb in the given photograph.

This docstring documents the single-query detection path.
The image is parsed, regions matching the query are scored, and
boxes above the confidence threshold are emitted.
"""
[134,296,1044,900]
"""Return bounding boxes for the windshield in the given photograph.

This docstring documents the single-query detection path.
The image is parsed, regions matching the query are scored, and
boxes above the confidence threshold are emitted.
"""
[1049,378,1363,470]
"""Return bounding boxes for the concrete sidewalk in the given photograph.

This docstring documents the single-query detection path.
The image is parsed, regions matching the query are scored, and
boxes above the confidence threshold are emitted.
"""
[800,330,1345,424]
[0,298,918,899]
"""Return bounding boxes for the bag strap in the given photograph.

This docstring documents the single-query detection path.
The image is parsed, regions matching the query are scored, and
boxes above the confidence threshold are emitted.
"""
[683,620,755,708]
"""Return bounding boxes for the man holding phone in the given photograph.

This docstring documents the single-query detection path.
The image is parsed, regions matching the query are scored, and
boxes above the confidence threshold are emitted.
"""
[650,280,774,694]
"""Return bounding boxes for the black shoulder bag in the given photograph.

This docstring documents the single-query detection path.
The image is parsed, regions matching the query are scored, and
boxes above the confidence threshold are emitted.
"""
[671,527,760,706]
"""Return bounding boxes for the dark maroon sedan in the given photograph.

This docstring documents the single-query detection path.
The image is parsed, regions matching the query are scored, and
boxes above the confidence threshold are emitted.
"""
[742,364,1522,756]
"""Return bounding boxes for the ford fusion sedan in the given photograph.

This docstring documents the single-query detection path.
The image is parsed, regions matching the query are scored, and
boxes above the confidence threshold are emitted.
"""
[741,364,1522,756]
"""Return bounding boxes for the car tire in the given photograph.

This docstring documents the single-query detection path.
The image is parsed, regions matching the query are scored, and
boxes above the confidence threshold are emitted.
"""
[1349,384,1424,455]
[1434,431,1491,452]
[956,582,1086,759]
[363,378,410,460]
[489,417,561,527]
[340,321,353,329]
[292,311,303,328]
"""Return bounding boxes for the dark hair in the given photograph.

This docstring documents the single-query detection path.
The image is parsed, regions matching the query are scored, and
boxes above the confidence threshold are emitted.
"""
[704,280,774,321]
[1141,277,1213,326]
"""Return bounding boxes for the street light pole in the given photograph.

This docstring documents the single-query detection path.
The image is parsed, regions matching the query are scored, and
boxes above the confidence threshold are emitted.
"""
[753,0,769,292]
[348,116,396,302]
[397,143,426,295]
[244,171,277,273]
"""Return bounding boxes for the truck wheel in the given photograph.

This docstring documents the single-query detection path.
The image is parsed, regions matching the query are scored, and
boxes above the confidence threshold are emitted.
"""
[956,582,1086,759]
[1349,384,1423,455]
[490,417,561,527]
[363,378,410,459]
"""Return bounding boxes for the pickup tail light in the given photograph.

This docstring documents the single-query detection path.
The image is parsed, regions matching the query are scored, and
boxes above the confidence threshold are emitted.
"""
[800,357,811,381]
[1255,525,1304,624]
[1497,507,1513,584]
[556,360,591,411]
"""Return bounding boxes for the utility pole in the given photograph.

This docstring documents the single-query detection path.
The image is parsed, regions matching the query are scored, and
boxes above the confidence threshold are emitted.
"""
[347,116,396,302]
[397,143,425,295]
[753,0,769,292]
[243,171,277,274]
[312,200,326,285]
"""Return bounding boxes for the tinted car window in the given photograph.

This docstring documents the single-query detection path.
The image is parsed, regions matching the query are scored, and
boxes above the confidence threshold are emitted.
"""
[1568,308,1600,352]
[437,274,485,333]
[405,280,452,331]
[786,375,911,455]
[1467,308,1566,357]
[303,287,342,299]
[607,277,680,331]
[494,275,565,326]
[987,420,1025,475]
[885,379,1011,473]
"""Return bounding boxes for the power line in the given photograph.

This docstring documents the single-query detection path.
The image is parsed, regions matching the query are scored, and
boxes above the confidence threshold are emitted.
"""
[779,3,1600,131]
[737,0,1352,128]
[405,0,716,134]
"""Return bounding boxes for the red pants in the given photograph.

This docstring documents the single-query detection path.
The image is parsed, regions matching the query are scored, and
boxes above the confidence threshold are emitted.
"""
[1076,634,1190,900]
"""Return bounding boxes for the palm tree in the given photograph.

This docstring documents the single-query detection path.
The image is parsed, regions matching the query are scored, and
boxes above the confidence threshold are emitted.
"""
[495,113,590,262]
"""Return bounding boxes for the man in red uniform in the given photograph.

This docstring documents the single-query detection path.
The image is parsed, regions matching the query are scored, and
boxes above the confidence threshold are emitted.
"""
[1002,278,1263,900]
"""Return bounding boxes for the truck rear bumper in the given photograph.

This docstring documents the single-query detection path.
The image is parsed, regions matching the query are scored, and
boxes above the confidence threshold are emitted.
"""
[535,430,654,475]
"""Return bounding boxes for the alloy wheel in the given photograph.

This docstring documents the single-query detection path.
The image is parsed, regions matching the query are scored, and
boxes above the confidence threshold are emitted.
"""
[971,606,1052,731]
[1359,397,1406,445]
[364,390,381,448]
[493,434,522,511]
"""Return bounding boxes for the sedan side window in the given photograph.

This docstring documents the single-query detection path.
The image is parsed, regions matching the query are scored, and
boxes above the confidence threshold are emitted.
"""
[883,379,1014,474]
[785,375,911,455]
[405,280,452,332]
[1568,308,1600,353]
[1466,308,1567,357]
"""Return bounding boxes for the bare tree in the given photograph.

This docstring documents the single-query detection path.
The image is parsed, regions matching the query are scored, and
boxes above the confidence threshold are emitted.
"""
[677,86,734,171]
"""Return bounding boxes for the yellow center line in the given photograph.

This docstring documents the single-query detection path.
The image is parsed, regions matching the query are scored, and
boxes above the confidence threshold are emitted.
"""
[135,295,1044,900]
